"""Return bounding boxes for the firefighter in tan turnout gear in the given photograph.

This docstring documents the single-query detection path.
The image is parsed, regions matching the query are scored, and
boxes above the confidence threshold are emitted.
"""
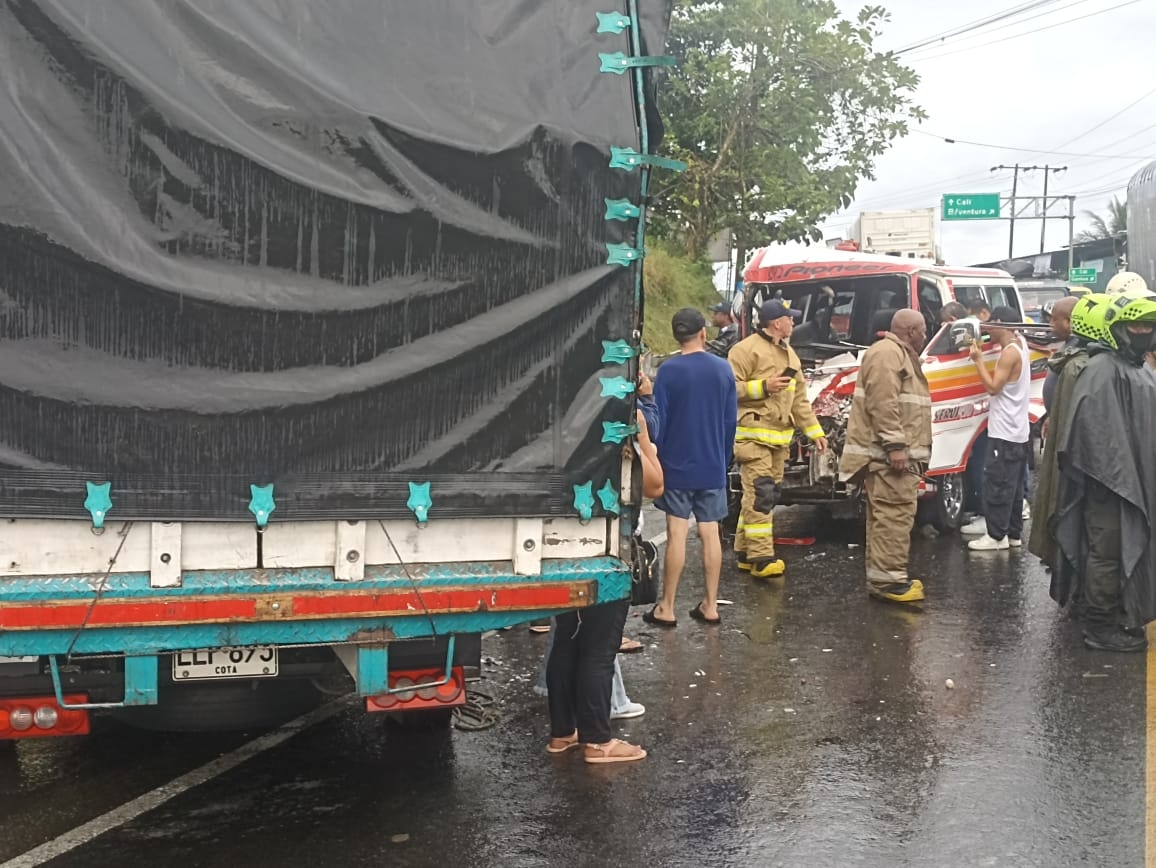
[728,300,828,579]
[839,309,932,605]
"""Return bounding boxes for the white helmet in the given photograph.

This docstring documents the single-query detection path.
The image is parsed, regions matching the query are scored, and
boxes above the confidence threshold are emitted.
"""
[1104,271,1153,298]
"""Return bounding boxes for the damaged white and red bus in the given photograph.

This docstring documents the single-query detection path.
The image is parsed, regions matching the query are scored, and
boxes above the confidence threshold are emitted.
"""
[730,248,1054,531]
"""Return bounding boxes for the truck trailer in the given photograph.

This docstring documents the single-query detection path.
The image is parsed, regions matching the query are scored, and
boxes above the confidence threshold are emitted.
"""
[0,0,669,738]
[850,209,939,262]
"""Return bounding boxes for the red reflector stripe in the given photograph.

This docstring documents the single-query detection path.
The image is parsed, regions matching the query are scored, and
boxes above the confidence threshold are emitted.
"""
[292,584,574,618]
[0,598,255,630]
[0,581,592,630]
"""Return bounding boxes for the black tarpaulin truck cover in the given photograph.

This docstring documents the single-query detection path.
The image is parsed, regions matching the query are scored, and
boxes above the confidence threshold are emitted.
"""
[0,0,671,521]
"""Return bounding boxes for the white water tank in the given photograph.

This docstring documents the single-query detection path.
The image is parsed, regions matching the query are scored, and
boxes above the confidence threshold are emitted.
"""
[1127,160,1156,287]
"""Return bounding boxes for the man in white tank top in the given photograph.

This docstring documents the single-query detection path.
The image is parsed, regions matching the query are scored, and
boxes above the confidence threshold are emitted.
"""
[967,307,1032,551]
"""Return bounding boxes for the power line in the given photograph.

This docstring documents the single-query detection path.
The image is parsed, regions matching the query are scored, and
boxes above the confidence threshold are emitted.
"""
[1070,182,1130,199]
[1069,169,1145,196]
[850,169,1006,207]
[899,0,1096,57]
[908,0,1143,62]
[910,128,1152,160]
[1049,85,1156,152]
[869,131,1156,208]
[1065,155,1155,191]
[892,0,1063,56]
[825,127,1156,224]
[824,172,1005,218]
[1047,122,1156,171]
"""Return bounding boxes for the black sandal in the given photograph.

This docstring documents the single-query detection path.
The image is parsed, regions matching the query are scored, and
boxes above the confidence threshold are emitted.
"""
[689,602,721,625]
[642,607,677,628]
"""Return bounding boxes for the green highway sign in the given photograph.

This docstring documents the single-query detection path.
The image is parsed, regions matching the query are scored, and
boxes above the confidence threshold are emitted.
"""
[1068,267,1098,284]
[942,193,1001,221]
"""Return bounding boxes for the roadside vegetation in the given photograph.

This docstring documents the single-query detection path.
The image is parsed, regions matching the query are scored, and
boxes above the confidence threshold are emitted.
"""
[642,246,721,354]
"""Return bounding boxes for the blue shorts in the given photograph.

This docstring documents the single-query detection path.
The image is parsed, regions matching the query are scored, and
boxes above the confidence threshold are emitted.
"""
[655,488,728,523]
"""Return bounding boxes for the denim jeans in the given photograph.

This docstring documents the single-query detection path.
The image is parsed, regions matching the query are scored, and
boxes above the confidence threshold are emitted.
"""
[546,600,630,744]
[535,618,632,714]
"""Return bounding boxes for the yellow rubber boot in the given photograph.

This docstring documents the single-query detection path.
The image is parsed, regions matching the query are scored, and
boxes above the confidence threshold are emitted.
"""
[750,558,786,579]
[868,579,925,604]
[736,552,752,572]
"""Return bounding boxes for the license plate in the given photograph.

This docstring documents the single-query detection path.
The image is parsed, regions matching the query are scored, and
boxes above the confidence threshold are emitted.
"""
[173,646,278,680]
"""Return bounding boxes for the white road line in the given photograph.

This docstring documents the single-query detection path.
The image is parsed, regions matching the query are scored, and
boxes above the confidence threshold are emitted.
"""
[1,696,354,868]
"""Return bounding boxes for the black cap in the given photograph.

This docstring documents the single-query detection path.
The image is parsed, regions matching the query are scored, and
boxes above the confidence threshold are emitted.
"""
[672,307,707,341]
[709,301,732,314]
[989,305,1020,325]
[759,299,802,325]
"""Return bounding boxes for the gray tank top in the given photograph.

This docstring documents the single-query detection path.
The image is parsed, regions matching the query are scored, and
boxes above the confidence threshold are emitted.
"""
[988,338,1031,443]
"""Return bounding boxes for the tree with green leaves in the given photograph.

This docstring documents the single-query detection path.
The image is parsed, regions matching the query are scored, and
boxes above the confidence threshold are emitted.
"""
[1075,196,1126,243]
[649,0,925,263]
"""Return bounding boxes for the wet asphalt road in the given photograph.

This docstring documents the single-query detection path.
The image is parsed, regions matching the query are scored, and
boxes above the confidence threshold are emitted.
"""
[0,507,1147,868]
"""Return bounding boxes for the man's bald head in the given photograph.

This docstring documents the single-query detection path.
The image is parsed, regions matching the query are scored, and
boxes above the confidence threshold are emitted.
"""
[1050,296,1078,341]
[890,309,927,352]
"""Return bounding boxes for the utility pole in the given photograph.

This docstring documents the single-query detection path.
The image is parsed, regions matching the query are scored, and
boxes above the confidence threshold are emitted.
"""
[1035,165,1067,253]
[993,164,1021,258]
[992,164,1068,260]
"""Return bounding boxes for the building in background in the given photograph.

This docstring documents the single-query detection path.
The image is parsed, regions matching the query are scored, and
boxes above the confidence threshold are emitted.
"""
[849,208,940,261]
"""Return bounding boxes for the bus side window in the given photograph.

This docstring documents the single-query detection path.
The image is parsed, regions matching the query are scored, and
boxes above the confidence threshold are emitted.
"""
[984,285,1021,318]
[953,285,985,309]
[917,277,942,333]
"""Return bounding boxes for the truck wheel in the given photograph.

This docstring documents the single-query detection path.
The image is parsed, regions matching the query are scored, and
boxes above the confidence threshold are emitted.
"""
[111,680,324,732]
[930,472,966,532]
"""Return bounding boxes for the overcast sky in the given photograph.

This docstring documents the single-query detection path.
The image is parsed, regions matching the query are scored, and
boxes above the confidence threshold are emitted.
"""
[822,0,1156,265]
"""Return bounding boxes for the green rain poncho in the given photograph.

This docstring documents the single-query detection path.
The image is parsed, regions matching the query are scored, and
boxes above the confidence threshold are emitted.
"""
[1050,349,1156,626]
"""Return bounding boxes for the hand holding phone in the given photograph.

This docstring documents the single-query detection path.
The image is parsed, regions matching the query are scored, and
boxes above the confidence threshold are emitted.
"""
[764,374,794,393]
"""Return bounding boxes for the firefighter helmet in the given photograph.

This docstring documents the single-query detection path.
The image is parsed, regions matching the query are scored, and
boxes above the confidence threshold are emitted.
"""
[1103,271,1152,298]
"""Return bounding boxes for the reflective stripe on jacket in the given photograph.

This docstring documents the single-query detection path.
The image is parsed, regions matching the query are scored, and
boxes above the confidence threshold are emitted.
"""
[839,333,932,480]
[728,332,824,448]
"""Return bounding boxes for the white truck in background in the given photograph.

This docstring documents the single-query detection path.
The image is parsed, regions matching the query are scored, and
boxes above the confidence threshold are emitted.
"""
[850,209,939,262]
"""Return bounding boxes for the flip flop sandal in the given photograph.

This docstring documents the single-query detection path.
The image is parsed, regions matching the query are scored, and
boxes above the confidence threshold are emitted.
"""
[642,607,677,628]
[618,637,644,654]
[689,602,721,625]
[584,739,647,765]
[546,732,581,754]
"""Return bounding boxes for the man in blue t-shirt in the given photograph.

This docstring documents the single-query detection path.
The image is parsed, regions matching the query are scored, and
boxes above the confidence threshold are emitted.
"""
[644,308,738,627]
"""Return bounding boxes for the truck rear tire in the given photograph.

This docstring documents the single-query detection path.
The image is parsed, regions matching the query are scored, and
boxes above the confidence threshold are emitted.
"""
[110,679,324,733]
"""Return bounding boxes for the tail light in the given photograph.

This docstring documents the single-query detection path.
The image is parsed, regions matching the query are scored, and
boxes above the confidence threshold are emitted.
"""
[366,666,466,713]
[0,696,89,740]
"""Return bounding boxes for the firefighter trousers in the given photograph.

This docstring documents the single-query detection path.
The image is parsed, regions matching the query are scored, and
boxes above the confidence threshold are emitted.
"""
[863,467,919,589]
[734,444,786,561]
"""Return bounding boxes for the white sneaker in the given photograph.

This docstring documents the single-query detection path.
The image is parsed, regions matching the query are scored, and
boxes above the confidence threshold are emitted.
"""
[1022,503,1031,520]
[968,534,1009,551]
[961,518,987,535]
[1009,537,1023,548]
[611,701,646,720]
